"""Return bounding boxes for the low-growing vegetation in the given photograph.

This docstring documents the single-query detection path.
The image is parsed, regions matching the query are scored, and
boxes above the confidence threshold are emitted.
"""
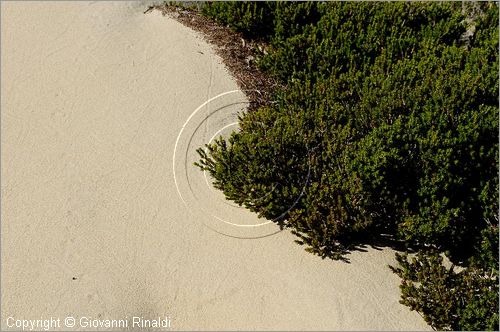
[192,2,499,329]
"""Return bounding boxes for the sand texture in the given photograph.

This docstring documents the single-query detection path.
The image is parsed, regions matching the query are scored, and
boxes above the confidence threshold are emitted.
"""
[1,2,431,330]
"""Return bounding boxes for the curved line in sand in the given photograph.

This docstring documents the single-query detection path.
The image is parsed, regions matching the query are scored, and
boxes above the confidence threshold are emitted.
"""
[172,90,272,229]
[172,89,241,207]
[172,89,311,233]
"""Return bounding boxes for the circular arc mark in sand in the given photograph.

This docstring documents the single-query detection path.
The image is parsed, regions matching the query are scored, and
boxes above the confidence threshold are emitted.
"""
[172,90,310,238]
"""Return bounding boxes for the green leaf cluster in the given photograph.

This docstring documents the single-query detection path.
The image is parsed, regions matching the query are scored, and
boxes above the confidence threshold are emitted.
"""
[391,242,499,330]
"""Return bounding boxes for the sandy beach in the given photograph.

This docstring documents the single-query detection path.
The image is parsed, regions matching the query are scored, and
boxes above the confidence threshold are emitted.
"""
[1,2,431,330]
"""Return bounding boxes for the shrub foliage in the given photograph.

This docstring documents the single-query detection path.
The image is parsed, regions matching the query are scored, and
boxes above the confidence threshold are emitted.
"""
[197,2,499,329]
[390,246,498,331]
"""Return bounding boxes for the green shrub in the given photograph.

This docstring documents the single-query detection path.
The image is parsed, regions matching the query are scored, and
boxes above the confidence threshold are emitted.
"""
[201,2,276,39]
[196,1,499,328]
[198,1,498,259]
[390,246,499,331]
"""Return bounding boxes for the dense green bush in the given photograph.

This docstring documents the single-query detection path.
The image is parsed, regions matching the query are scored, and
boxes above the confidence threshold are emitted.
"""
[202,2,275,39]
[196,2,499,328]
[391,247,498,331]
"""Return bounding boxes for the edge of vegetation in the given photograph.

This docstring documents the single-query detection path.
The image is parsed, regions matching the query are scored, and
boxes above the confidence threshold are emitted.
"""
[154,2,499,330]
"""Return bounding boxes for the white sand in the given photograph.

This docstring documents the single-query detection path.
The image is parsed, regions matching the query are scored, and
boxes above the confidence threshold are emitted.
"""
[1,2,431,330]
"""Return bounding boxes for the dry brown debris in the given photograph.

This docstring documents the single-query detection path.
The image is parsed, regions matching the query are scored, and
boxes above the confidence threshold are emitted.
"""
[152,4,279,112]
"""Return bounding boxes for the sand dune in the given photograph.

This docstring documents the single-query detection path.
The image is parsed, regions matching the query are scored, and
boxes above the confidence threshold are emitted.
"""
[1,2,431,330]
